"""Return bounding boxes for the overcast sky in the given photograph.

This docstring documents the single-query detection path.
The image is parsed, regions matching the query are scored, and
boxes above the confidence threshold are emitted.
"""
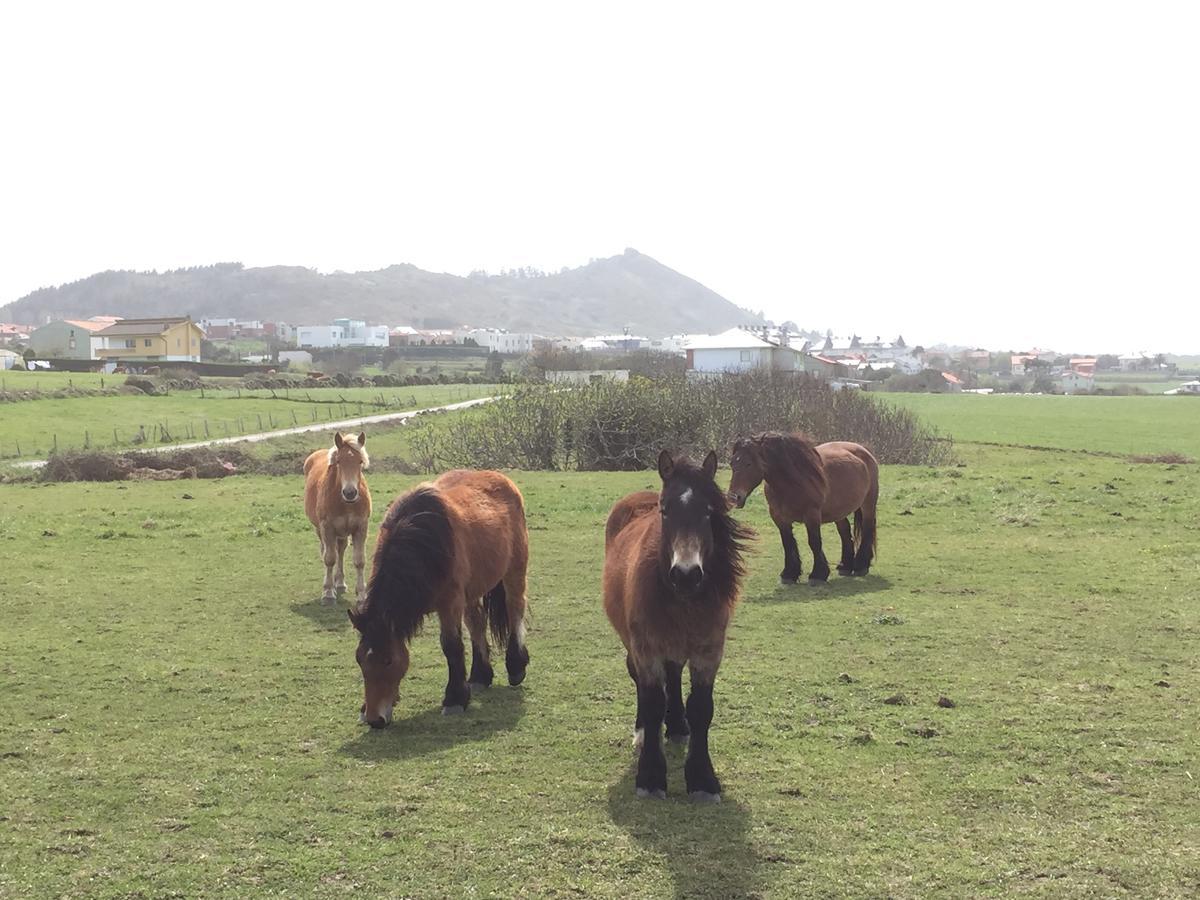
[2,2,1196,352]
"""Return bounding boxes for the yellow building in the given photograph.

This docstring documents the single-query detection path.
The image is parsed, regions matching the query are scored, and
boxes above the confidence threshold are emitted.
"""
[94,317,205,363]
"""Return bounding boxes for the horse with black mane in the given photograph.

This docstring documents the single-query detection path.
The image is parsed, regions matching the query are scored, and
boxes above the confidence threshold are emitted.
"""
[727,432,879,585]
[348,469,530,728]
[603,450,753,802]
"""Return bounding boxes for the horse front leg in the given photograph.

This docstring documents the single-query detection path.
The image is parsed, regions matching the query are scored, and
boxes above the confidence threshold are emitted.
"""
[334,536,348,595]
[438,607,471,714]
[464,598,494,693]
[319,526,337,605]
[685,649,724,803]
[776,520,803,584]
[806,519,831,585]
[634,657,668,799]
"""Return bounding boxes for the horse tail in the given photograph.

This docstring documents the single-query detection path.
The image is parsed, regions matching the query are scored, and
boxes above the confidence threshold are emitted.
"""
[485,581,510,646]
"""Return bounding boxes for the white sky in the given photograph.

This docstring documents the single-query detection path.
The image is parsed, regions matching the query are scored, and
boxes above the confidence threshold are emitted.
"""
[2,1,1197,352]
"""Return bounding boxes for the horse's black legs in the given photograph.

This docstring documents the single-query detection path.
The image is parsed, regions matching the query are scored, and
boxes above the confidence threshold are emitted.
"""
[634,665,668,799]
[439,616,471,714]
[664,660,690,744]
[684,667,721,801]
[777,522,803,584]
[836,518,855,575]
[464,601,494,692]
[806,520,831,584]
[626,653,644,744]
[853,514,875,575]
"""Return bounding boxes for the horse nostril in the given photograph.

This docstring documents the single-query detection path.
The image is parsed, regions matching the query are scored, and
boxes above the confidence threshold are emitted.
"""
[343,490,358,501]
[368,717,387,729]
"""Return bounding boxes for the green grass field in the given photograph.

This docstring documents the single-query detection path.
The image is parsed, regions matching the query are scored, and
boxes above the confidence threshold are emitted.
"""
[0,384,499,459]
[880,393,1200,458]
[1,396,1198,897]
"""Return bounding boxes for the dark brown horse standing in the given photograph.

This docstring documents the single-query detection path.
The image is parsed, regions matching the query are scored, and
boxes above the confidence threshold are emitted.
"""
[348,469,530,727]
[603,451,752,802]
[728,432,879,585]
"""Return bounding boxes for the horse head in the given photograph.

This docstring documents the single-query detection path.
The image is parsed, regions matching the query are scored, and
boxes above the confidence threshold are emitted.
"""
[330,431,369,503]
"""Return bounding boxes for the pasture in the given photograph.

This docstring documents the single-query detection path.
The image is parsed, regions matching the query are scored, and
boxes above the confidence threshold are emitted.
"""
[880,393,1200,458]
[1,395,1198,897]
[0,381,498,459]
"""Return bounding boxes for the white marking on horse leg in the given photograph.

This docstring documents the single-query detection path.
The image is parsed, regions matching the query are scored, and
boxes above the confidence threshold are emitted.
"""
[514,617,527,648]
[633,727,645,749]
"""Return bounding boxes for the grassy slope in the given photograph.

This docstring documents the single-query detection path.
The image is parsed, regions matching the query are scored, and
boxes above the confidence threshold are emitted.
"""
[880,393,1200,457]
[0,384,498,458]
[1,400,1199,896]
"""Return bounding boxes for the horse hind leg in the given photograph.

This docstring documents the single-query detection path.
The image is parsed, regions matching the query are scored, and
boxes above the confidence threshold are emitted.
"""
[664,660,689,744]
[464,598,494,694]
[852,508,876,576]
[836,519,855,575]
[500,570,530,687]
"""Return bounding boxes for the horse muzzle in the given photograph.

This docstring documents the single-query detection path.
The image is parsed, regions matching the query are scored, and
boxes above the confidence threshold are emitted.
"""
[669,563,705,591]
[342,488,360,502]
[728,491,747,509]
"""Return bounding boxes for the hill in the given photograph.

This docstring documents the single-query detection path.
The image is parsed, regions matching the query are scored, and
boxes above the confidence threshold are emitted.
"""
[1,249,760,337]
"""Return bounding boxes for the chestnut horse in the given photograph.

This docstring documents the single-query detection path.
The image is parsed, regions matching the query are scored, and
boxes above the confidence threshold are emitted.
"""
[728,432,878,585]
[348,469,530,728]
[603,450,752,802]
[304,431,372,604]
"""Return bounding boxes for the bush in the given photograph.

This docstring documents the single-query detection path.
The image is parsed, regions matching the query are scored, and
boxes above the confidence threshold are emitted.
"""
[410,371,950,472]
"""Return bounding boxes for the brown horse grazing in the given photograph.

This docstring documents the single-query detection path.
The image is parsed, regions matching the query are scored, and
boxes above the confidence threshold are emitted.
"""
[304,431,372,605]
[347,470,530,728]
[603,451,752,802]
[728,432,879,585]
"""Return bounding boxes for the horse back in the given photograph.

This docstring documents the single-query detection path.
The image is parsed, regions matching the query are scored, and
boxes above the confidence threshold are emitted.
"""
[605,490,659,549]
[435,470,528,598]
[816,441,879,521]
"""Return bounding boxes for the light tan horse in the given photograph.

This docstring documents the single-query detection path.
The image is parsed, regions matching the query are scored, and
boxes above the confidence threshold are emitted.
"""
[304,431,372,604]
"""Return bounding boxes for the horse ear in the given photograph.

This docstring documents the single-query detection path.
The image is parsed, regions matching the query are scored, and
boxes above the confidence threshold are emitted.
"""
[357,431,366,447]
[347,608,361,630]
[657,449,675,481]
[702,450,718,479]
[334,432,345,449]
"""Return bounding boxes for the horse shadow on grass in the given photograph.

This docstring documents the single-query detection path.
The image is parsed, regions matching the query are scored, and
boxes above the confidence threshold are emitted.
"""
[289,598,352,631]
[755,574,893,605]
[607,752,762,900]
[339,686,526,763]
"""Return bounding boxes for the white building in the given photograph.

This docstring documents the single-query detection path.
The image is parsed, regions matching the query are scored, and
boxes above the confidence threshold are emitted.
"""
[296,320,389,348]
[466,329,537,354]
[1060,371,1095,394]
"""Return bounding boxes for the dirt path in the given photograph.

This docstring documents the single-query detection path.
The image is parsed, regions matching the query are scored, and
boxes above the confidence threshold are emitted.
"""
[12,396,495,470]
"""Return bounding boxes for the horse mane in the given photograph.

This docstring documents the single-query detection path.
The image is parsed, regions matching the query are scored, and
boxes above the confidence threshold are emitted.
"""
[661,455,754,600]
[756,432,827,502]
[354,486,452,649]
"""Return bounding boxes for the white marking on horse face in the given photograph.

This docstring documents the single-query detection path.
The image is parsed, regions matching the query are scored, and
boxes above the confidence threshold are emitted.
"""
[679,488,693,506]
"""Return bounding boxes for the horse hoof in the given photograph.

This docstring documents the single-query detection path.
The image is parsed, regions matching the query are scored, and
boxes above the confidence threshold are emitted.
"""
[441,705,466,716]
[837,567,854,576]
[689,791,722,804]
[779,577,799,586]
[851,569,870,577]
[468,682,490,695]
[808,578,829,587]
[636,788,667,800]
[507,669,527,687]
[320,595,337,607]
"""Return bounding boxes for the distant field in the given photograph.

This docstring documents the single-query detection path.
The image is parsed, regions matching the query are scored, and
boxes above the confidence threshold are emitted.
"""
[879,393,1200,457]
[0,383,499,459]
